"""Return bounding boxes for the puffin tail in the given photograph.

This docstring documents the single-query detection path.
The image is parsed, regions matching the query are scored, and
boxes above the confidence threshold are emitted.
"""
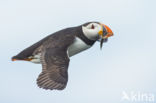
[12,55,22,61]
[11,55,32,61]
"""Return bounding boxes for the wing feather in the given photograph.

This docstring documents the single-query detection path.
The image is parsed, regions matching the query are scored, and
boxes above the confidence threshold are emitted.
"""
[37,33,74,90]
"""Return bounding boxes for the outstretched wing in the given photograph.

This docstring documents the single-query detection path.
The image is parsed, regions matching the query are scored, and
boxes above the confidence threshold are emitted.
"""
[37,33,75,90]
[37,48,69,90]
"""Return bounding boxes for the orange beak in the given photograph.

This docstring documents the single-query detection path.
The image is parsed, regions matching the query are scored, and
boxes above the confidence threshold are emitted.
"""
[98,23,113,49]
[98,24,114,39]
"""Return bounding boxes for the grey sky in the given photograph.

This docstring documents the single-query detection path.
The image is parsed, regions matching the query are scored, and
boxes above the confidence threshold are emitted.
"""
[0,0,156,103]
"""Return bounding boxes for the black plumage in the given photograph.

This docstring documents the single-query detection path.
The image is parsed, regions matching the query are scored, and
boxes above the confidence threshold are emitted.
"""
[12,25,95,61]
[12,23,96,90]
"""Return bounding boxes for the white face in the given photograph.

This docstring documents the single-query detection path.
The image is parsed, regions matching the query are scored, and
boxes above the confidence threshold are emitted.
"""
[82,22,102,40]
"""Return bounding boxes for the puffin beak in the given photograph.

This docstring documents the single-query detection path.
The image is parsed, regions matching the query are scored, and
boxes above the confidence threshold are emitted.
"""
[98,24,113,49]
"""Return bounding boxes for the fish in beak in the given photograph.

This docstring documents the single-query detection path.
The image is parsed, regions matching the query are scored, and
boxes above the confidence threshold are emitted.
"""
[98,24,114,49]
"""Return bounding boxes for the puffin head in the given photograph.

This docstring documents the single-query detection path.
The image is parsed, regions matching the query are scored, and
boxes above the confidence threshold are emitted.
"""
[82,22,113,49]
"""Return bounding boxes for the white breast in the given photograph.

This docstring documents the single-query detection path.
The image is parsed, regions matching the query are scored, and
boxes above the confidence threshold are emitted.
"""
[68,37,91,57]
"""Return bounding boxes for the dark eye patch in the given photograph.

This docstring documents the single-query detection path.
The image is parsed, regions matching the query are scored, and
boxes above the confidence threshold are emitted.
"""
[91,24,94,29]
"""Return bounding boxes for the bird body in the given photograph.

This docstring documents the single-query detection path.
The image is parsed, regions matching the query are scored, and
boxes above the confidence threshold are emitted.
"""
[12,22,113,90]
[27,36,92,64]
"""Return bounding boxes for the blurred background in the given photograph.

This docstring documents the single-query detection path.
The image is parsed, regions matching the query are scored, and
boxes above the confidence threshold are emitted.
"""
[0,0,156,103]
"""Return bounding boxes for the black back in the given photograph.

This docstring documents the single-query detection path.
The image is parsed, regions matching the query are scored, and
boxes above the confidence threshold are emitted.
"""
[12,24,96,60]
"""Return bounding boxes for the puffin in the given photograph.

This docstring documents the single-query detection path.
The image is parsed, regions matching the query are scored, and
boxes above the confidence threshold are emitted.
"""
[12,22,113,90]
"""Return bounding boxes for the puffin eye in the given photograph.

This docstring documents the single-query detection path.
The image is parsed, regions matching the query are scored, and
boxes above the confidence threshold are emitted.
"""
[91,24,95,29]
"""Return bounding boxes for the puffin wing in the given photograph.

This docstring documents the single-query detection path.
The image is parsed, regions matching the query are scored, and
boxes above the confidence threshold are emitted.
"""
[37,33,75,90]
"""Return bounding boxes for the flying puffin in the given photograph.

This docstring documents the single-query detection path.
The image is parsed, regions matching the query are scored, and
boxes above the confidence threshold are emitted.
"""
[12,22,113,90]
